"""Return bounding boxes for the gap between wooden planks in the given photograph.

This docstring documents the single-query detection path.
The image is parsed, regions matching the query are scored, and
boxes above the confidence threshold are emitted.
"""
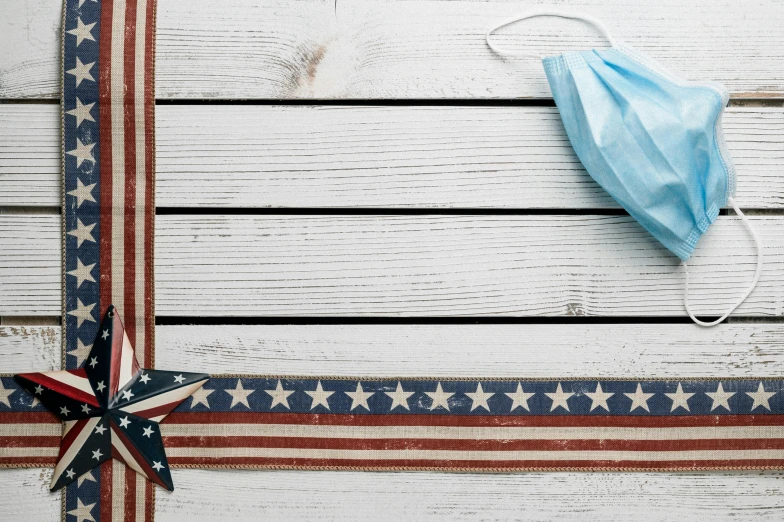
[1,214,782,318]
[1,0,784,99]
[1,104,783,208]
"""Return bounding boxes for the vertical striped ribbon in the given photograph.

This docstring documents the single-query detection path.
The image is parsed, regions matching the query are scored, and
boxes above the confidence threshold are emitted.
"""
[62,0,156,519]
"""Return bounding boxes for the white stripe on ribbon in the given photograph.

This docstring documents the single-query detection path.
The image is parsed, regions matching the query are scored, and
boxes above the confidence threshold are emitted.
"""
[160,423,784,441]
[0,424,62,437]
[135,469,147,522]
[134,0,149,369]
[0,447,60,457]
[110,0,127,317]
[112,459,126,519]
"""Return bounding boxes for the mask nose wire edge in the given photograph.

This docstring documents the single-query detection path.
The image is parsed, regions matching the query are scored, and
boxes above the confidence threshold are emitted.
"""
[485,10,618,59]
[683,197,764,327]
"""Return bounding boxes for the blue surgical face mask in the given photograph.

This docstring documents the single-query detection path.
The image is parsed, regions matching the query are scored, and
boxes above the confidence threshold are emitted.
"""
[486,11,762,326]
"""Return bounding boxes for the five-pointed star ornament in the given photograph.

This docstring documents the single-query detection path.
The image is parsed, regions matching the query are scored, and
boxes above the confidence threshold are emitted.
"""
[14,305,209,492]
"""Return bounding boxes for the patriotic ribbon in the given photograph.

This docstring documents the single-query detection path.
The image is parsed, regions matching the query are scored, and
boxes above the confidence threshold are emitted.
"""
[1,0,784,521]
[61,0,157,518]
[3,377,784,473]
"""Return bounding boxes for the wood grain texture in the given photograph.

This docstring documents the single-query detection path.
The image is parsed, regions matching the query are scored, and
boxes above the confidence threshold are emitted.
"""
[0,325,60,373]
[0,215,60,317]
[2,0,784,99]
[1,214,782,317]
[0,469,58,522]
[154,470,784,522]
[2,104,784,208]
[0,105,60,207]
[0,468,782,522]
[3,323,784,377]
[152,323,784,378]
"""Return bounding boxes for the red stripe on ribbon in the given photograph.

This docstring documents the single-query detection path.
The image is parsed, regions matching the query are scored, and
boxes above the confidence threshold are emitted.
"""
[98,0,114,314]
[0,412,59,423]
[124,466,137,522]
[0,456,57,466]
[122,0,138,359]
[161,436,784,453]
[100,459,113,521]
[0,436,61,448]
[145,481,154,522]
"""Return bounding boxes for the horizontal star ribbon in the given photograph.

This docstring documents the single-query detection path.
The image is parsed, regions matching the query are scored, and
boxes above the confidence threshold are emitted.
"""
[4,377,784,471]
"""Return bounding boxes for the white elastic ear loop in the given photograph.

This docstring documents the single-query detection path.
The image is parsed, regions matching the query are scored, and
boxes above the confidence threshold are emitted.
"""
[486,10,617,59]
[683,197,764,327]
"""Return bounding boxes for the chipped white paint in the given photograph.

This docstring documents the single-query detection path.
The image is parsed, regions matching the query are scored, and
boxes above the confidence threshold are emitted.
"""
[0,470,59,522]
[0,326,60,372]
[2,105,784,208]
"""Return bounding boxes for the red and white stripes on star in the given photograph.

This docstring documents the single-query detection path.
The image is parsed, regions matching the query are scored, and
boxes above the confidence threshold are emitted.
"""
[17,370,100,408]
[104,310,141,399]
[120,380,207,422]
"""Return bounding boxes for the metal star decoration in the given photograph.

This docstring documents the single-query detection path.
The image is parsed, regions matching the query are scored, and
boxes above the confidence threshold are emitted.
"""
[14,305,209,491]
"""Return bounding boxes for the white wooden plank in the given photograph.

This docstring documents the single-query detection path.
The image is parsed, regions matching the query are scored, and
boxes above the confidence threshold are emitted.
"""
[0,105,60,207]
[119,214,784,317]
[2,0,784,99]
[2,104,784,209]
[153,323,784,378]
[0,325,60,373]
[0,468,781,522]
[155,470,784,522]
[1,214,783,317]
[3,324,784,377]
[0,215,60,317]
[0,469,59,522]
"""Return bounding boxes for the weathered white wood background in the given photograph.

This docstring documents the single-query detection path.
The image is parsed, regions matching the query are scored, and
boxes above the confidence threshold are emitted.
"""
[2,0,784,520]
